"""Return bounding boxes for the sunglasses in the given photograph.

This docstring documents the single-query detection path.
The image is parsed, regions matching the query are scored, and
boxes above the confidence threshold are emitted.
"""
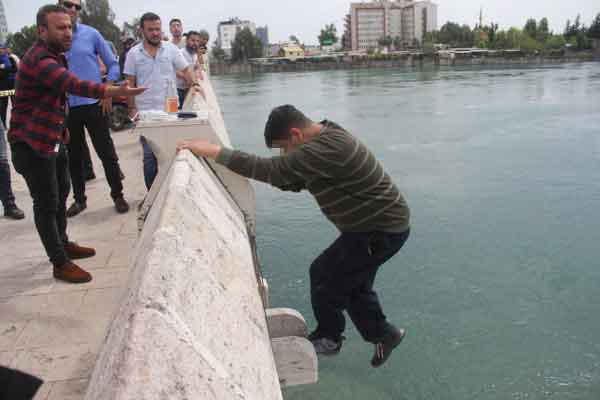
[62,1,82,11]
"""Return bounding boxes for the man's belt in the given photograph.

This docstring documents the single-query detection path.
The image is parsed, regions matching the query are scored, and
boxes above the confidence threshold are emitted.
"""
[0,89,15,98]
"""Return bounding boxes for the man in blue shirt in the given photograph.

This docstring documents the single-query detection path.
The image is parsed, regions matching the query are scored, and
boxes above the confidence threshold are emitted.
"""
[59,0,129,217]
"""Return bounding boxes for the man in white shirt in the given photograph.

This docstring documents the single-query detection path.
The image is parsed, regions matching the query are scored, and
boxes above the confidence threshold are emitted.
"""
[176,31,203,108]
[124,12,200,189]
[169,18,185,49]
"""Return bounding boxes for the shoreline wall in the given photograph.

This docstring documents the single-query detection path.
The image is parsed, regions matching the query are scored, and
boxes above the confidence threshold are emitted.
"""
[210,55,598,76]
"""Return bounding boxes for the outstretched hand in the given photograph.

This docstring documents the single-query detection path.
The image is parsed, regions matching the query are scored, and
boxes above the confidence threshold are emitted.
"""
[106,81,147,98]
[176,139,222,160]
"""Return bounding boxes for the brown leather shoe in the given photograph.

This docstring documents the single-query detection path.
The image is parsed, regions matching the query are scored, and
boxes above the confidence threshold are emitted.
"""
[64,242,96,260]
[53,262,93,284]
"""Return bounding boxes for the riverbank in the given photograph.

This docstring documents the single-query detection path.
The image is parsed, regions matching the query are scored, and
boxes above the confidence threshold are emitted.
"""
[210,53,599,75]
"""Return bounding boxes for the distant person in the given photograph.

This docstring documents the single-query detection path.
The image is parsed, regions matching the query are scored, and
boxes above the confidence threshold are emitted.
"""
[57,0,130,218]
[119,37,136,79]
[8,5,145,283]
[169,18,185,49]
[177,105,411,367]
[1,120,25,220]
[176,30,203,107]
[124,12,201,190]
[197,30,210,73]
[0,42,17,127]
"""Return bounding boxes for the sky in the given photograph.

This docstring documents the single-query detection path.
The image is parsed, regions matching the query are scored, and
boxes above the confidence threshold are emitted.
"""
[5,0,599,45]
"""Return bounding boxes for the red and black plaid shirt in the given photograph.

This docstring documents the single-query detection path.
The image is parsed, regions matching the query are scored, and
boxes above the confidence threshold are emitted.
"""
[8,40,107,158]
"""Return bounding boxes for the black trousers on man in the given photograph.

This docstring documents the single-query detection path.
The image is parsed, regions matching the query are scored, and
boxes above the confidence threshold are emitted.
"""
[66,102,123,204]
[11,142,70,267]
[310,229,410,343]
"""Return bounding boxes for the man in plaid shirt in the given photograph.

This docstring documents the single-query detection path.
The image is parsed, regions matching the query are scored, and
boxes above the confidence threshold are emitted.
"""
[8,5,145,284]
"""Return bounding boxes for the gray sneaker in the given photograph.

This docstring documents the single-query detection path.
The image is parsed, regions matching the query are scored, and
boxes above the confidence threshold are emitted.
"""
[310,336,344,356]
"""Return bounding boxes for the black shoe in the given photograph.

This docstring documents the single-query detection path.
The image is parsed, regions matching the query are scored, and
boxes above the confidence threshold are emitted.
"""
[4,205,25,220]
[66,202,87,218]
[85,171,96,181]
[114,197,130,214]
[371,327,406,368]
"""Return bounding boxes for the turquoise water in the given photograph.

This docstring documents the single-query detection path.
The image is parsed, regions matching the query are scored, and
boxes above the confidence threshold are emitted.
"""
[213,63,600,400]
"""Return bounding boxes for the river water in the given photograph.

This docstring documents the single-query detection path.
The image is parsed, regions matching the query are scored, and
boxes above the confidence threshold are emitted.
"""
[213,63,600,400]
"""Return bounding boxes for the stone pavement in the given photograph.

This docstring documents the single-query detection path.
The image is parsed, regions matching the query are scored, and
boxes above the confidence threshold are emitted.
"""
[0,130,146,399]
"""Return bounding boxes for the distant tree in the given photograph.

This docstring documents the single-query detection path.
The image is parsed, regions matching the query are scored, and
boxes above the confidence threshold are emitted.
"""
[211,40,227,61]
[520,34,542,54]
[437,22,474,47]
[545,35,566,50]
[318,23,338,46]
[231,28,263,62]
[121,17,141,41]
[524,18,537,39]
[537,18,550,43]
[80,0,121,51]
[393,36,403,50]
[377,35,393,49]
[289,35,300,44]
[587,13,600,39]
[5,25,37,57]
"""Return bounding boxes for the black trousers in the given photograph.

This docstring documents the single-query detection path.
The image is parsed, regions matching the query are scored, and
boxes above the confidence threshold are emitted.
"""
[0,95,13,128]
[66,103,123,204]
[11,142,70,267]
[310,229,410,343]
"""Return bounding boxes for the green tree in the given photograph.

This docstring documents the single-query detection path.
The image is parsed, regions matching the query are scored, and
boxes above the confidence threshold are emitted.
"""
[211,40,227,61]
[289,35,300,44]
[121,17,141,41]
[587,13,600,39]
[537,17,550,43]
[231,28,264,62]
[545,35,566,50]
[377,35,393,49]
[80,0,121,51]
[393,36,403,50]
[6,25,37,57]
[520,34,542,54]
[318,24,338,46]
[437,22,475,47]
[524,18,537,39]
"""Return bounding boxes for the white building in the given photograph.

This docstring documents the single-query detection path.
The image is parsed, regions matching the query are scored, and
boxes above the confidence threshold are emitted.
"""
[217,18,257,55]
[0,0,8,43]
[350,0,437,50]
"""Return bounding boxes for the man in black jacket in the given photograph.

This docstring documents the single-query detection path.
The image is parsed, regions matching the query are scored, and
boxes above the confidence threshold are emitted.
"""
[0,42,17,127]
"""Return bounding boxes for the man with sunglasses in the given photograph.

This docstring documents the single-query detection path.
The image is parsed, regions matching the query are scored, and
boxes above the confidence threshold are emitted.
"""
[177,105,411,368]
[57,0,130,218]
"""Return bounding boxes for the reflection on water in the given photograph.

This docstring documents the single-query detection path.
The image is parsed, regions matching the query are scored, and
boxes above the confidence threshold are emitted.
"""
[213,63,600,400]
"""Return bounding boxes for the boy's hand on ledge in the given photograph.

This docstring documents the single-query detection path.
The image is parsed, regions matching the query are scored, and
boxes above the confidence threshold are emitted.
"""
[177,139,221,160]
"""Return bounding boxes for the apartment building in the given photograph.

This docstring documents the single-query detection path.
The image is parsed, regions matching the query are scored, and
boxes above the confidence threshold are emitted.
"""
[349,0,437,50]
[217,18,257,55]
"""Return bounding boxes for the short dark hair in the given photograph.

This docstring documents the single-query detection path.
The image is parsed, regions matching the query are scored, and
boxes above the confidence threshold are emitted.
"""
[140,12,161,28]
[169,18,182,26]
[186,30,201,40]
[264,105,312,148]
[198,30,210,40]
[36,4,68,28]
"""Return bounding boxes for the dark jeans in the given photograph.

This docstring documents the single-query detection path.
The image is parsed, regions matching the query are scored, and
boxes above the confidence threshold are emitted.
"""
[0,94,13,128]
[310,229,410,343]
[11,142,70,267]
[177,88,188,109]
[66,103,123,204]
[140,136,157,190]
[0,122,16,209]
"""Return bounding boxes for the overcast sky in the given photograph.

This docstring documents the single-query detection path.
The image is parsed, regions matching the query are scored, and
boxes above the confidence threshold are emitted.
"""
[5,0,599,45]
